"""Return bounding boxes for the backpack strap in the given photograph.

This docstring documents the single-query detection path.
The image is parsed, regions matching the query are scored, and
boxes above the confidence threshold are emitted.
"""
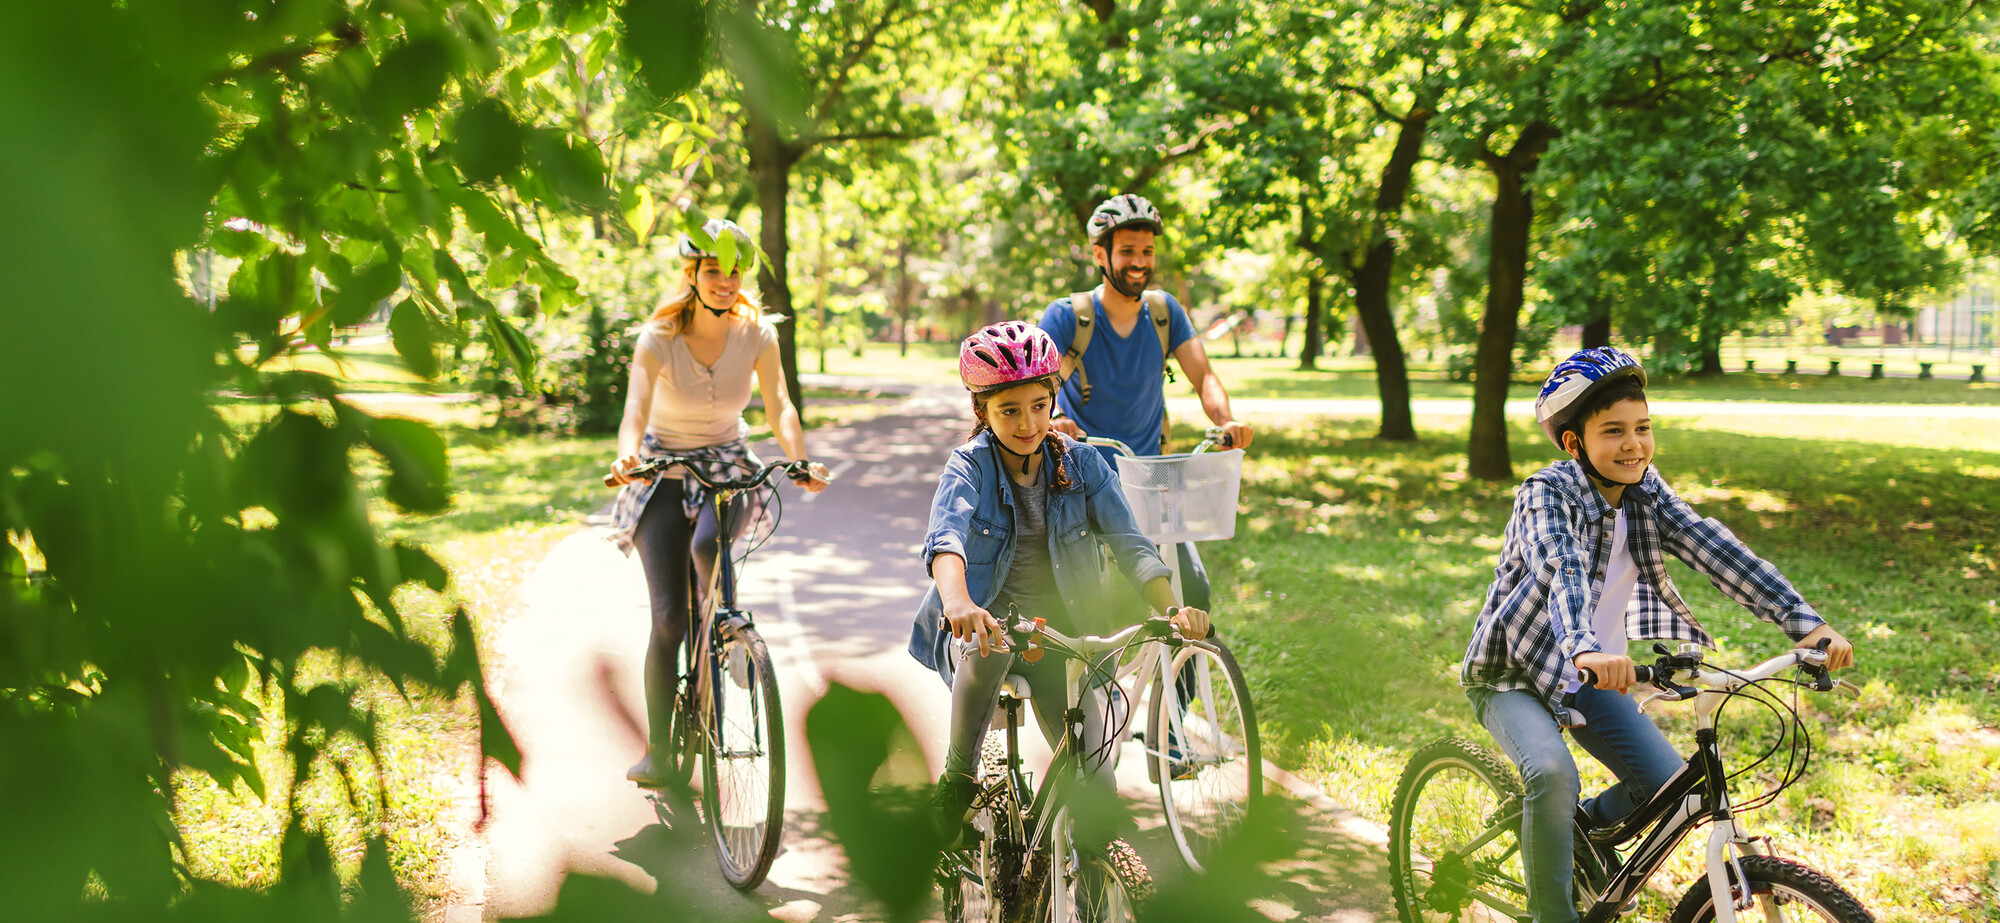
[1061,290,1097,404]
[1141,290,1176,385]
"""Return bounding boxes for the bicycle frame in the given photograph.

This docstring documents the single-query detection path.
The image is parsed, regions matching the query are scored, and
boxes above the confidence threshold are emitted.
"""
[1444,649,1839,923]
[683,481,764,756]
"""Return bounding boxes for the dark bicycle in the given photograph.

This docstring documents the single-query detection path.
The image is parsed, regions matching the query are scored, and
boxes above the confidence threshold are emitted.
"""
[604,455,813,890]
[1389,642,1870,923]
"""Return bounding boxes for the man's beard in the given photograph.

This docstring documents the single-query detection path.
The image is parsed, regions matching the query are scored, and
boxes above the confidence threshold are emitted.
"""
[1102,262,1151,298]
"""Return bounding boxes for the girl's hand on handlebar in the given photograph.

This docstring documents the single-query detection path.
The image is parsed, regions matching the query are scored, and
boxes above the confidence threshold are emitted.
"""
[608,454,648,486]
[1795,624,1855,671]
[1574,651,1637,692]
[1168,606,1210,640]
[944,599,1007,657]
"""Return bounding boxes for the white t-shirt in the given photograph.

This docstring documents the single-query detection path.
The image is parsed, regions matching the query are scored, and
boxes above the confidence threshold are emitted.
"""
[632,315,778,450]
[1590,507,1638,657]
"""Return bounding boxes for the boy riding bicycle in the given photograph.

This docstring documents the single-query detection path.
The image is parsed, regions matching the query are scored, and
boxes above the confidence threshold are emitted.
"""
[1459,347,1856,923]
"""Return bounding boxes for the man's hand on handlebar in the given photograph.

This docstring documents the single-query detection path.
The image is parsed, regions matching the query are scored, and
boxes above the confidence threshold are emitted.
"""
[1167,605,1210,641]
[1218,420,1253,450]
[1794,624,1855,671]
[1051,417,1087,440]
[1574,651,1637,693]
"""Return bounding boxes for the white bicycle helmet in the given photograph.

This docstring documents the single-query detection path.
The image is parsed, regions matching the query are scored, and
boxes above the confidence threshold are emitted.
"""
[1535,347,1648,448]
[1086,194,1164,242]
[678,218,756,269]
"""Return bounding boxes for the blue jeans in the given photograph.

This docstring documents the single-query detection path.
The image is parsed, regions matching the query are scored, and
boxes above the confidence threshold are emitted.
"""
[1466,685,1685,923]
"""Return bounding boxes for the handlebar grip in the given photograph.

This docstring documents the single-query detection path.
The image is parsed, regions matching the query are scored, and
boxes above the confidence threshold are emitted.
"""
[1576,665,1656,687]
[602,471,622,488]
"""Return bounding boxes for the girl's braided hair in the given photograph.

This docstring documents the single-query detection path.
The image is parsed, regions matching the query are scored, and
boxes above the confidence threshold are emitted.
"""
[969,374,1074,491]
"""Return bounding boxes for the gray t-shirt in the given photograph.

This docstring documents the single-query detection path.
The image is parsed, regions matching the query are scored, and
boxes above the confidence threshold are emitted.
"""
[992,471,1071,629]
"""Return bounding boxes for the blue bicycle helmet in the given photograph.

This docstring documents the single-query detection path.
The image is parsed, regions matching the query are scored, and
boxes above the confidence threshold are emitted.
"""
[1535,347,1647,449]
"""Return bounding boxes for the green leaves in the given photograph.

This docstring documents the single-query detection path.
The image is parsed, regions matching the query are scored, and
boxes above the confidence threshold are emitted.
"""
[365,35,455,130]
[529,128,613,209]
[362,416,451,515]
[805,684,937,923]
[453,98,527,184]
[619,0,709,101]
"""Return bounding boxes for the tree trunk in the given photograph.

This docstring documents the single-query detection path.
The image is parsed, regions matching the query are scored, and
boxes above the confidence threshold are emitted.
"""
[1696,320,1724,375]
[750,114,804,410]
[896,244,921,353]
[1350,316,1371,356]
[1581,302,1610,349]
[1349,107,1429,442]
[1468,167,1533,480]
[1299,270,1323,370]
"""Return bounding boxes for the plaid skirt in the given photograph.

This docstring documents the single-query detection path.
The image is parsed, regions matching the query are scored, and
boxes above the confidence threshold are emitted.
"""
[607,434,770,556]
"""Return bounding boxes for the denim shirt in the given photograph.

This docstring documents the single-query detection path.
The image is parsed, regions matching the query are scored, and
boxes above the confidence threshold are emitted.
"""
[908,431,1173,677]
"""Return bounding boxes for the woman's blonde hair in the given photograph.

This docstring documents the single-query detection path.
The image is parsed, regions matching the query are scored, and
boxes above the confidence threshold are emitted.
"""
[648,257,764,335]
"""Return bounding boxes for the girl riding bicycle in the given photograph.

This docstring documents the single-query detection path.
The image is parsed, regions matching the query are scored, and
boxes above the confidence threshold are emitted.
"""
[607,218,831,787]
[910,321,1208,844]
[1459,346,1855,923]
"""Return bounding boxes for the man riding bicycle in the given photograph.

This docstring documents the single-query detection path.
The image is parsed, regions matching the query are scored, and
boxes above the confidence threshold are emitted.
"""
[1036,193,1254,613]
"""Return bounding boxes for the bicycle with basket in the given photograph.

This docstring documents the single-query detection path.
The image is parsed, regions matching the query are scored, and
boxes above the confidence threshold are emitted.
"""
[1080,425,1263,873]
[602,454,817,890]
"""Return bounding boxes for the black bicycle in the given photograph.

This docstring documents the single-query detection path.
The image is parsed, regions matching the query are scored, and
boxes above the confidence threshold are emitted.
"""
[938,612,1180,923]
[605,455,812,890]
[1389,642,1871,923]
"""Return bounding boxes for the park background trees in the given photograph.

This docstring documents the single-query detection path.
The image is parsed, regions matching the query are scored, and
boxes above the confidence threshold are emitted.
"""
[7,0,2000,917]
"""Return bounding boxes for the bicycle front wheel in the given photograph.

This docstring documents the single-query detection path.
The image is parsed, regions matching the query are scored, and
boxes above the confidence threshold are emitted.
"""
[1045,808,1151,923]
[1669,855,1873,923]
[1388,736,1532,923]
[700,621,785,890]
[1147,638,1260,873]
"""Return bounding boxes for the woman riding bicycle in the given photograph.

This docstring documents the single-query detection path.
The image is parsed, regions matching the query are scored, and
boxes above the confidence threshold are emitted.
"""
[909,321,1208,846]
[607,217,831,787]
[1458,346,1855,923]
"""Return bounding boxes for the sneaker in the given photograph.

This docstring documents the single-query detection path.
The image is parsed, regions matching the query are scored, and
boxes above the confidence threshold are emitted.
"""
[627,751,667,788]
[930,772,979,849]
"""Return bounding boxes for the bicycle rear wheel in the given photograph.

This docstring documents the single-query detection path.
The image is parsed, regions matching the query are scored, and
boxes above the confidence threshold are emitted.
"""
[1147,639,1260,872]
[1669,855,1873,923]
[1388,736,1533,923]
[700,621,785,890]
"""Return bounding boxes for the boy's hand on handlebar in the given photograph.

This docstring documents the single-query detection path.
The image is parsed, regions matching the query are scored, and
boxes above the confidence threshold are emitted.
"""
[944,599,1007,657]
[1168,606,1210,640]
[1795,624,1855,670]
[1574,652,1637,692]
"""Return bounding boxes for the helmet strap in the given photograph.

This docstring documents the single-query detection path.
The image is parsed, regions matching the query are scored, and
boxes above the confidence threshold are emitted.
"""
[993,434,1038,477]
[694,291,731,318]
[1100,262,1144,299]
[1562,428,1621,490]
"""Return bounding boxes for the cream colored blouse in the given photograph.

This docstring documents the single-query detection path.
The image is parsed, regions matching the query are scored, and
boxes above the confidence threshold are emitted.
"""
[633,314,779,450]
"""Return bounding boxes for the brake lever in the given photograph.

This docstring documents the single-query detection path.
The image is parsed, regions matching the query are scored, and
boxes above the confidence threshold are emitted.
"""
[1833,678,1863,699]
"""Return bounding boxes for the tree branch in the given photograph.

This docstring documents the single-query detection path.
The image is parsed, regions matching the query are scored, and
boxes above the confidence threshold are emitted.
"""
[795,127,932,150]
[1127,119,1235,191]
[814,0,909,124]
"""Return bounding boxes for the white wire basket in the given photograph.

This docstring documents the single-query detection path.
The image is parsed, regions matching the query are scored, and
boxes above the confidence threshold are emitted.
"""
[1113,449,1244,544]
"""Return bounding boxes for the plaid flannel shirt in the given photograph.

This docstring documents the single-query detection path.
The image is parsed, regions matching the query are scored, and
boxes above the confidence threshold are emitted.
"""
[1460,459,1826,721]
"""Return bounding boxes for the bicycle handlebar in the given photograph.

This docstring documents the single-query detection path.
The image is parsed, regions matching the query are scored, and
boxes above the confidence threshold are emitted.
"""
[1575,641,1859,702]
[1001,611,1186,661]
[604,456,813,491]
[1084,426,1233,458]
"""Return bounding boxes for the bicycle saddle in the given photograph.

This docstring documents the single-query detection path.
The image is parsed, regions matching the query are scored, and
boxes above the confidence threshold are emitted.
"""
[1000,675,1034,700]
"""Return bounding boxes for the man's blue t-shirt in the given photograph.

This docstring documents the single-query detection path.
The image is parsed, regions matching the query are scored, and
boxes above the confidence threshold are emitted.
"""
[1037,289,1197,461]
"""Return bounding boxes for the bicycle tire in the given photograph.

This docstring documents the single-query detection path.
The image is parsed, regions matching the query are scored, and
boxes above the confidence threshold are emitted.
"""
[943,733,1016,923]
[1146,638,1261,873]
[700,622,785,890]
[1042,806,1150,923]
[1668,855,1873,923]
[1388,736,1536,923]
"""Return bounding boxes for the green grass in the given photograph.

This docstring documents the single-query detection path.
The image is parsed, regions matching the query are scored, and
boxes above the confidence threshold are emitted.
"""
[1202,414,2000,921]
[1207,353,2000,405]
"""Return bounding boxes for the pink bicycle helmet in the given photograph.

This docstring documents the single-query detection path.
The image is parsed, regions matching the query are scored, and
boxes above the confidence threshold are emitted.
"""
[959,321,1061,390]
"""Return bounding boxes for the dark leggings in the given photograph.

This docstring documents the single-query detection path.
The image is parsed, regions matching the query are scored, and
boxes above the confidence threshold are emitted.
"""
[629,478,729,745]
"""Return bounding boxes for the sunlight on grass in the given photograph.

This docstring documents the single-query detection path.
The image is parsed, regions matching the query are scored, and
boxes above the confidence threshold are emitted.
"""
[1202,409,2000,922]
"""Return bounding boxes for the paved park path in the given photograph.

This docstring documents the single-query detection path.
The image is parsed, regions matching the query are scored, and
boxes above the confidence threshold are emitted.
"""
[459,384,1394,922]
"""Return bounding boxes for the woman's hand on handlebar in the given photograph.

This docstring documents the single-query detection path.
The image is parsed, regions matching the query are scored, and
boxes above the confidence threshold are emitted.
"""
[944,599,1007,657]
[1795,624,1855,671]
[1574,651,1637,693]
[1167,605,1210,641]
[790,460,833,493]
[608,454,648,486]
